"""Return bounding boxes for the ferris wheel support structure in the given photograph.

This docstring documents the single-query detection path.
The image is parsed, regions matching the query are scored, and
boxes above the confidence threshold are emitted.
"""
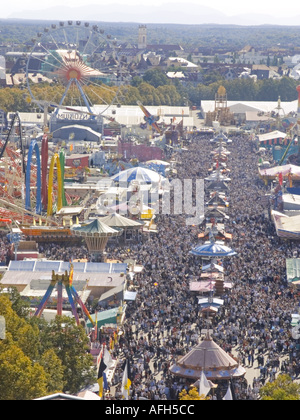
[25,21,125,127]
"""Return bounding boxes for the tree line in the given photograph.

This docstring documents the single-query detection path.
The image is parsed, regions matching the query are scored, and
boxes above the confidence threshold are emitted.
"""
[0,70,299,113]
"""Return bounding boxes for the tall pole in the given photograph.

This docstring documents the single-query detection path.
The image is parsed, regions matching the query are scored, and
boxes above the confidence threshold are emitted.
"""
[296,85,300,162]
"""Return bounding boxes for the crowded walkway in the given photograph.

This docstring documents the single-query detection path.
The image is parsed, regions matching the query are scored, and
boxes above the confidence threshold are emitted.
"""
[104,133,300,400]
[15,132,300,399]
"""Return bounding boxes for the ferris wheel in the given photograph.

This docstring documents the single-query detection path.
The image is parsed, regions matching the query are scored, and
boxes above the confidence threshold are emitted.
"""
[25,21,126,120]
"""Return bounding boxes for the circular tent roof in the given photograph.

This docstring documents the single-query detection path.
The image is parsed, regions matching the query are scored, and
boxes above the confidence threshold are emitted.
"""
[71,218,122,237]
[111,167,165,184]
[170,332,246,381]
[190,240,237,258]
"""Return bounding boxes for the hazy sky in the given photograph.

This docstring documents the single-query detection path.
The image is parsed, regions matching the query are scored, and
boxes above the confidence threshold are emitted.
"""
[0,0,296,20]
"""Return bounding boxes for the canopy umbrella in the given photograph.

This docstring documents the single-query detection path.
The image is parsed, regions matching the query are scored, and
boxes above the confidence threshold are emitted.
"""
[111,167,165,184]
[190,240,237,258]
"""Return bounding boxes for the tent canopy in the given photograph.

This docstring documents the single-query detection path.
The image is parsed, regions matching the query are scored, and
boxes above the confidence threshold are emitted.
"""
[111,167,165,184]
[259,164,300,179]
[99,212,144,229]
[86,307,120,328]
[169,332,246,380]
[258,130,287,145]
[71,219,121,237]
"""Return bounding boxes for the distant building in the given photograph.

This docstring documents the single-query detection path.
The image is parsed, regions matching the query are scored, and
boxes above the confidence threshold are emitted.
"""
[251,65,280,80]
[166,57,198,72]
[138,25,147,50]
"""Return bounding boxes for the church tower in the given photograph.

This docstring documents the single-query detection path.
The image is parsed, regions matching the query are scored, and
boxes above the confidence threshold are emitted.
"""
[138,25,147,49]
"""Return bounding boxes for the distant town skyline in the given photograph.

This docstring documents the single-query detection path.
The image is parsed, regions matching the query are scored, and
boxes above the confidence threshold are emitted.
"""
[1,0,298,25]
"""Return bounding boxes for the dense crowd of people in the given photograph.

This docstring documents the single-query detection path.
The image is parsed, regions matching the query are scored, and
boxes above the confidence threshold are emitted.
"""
[4,131,300,399]
[105,133,300,400]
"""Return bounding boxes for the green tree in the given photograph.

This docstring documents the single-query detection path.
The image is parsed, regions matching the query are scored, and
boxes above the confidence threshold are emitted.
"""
[40,349,65,394]
[143,68,170,88]
[0,341,48,400]
[138,82,157,105]
[39,316,95,394]
[0,295,48,400]
[277,77,298,102]
[256,78,279,101]
[260,375,300,400]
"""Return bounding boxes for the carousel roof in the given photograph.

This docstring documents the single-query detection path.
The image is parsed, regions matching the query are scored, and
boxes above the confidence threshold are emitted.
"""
[71,219,121,237]
[169,332,245,380]
[190,240,237,258]
[111,166,165,184]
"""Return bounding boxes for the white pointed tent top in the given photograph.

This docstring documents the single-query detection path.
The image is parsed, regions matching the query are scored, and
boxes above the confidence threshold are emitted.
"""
[99,213,144,229]
[169,331,246,380]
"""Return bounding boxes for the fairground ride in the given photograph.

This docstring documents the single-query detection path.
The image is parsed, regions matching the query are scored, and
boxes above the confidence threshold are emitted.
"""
[34,263,95,327]
[137,101,185,146]
[25,21,127,132]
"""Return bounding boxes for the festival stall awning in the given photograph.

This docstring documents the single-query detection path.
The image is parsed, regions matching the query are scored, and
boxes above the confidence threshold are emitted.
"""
[198,297,224,307]
[258,130,289,146]
[86,307,124,328]
[282,194,300,211]
[272,211,300,240]
[205,172,231,182]
[123,290,138,301]
[259,164,300,180]
[98,284,124,307]
[189,281,215,292]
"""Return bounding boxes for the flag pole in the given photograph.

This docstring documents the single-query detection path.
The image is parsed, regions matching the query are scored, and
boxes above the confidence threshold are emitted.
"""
[102,344,105,401]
